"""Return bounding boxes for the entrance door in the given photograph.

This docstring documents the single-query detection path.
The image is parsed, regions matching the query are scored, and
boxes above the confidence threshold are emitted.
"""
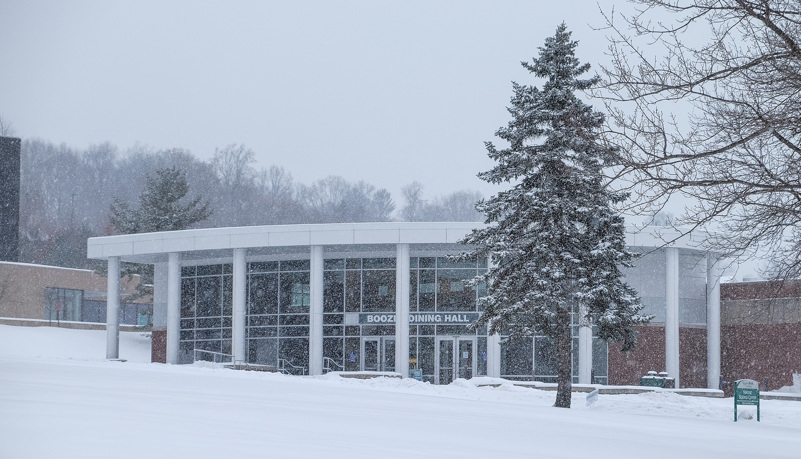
[435,336,476,385]
[361,337,395,372]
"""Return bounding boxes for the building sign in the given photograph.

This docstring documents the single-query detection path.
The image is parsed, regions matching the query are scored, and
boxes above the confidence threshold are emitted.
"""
[734,379,760,422]
[359,313,480,325]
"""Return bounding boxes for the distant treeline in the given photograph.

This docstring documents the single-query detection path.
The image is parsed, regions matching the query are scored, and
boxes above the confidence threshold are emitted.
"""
[19,140,482,269]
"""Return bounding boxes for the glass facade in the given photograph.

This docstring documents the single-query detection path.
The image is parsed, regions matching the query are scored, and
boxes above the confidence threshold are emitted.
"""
[179,264,234,364]
[45,287,83,322]
[322,257,396,374]
[176,253,498,383]
[244,260,311,374]
[173,246,716,385]
[500,327,609,384]
[679,251,708,326]
[408,256,488,384]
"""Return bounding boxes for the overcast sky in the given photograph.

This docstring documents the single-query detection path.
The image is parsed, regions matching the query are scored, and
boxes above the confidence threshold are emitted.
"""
[0,0,618,201]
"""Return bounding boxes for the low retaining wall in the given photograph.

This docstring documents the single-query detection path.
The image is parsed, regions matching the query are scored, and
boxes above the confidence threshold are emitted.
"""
[329,371,402,380]
[477,381,724,398]
[0,317,148,332]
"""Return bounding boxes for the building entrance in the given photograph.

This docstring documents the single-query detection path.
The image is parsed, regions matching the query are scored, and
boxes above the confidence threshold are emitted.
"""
[435,336,476,385]
[361,337,395,372]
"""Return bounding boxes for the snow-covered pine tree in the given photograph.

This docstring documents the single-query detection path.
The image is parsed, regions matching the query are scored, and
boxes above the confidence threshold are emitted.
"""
[110,166,211,234]
[108,166,211,291]
[460,23,649,408]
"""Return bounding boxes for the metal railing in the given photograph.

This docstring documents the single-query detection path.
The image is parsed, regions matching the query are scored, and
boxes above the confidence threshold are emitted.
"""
[193,348,234,364]
[278,358,307,376]
[323,357,344,373]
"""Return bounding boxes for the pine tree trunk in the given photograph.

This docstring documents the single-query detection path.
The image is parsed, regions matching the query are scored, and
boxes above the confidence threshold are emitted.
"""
[554,306,572,408]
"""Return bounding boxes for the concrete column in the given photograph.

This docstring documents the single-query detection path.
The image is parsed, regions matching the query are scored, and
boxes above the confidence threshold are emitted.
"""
[706,254,722,390]
[578,304,593,384]
[106,256,120,360]
[166,252,181,364]
[395,243,410,378]
[665,247,680,387]
[309,246,324,376]
[487,333,501,378]
[232,248,247,365]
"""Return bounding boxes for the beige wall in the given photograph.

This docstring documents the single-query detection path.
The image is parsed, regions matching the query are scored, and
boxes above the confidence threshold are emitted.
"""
[0,262,140,320]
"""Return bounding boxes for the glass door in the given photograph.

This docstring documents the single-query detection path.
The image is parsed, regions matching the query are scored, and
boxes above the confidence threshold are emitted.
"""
[436,337,454,385]
[457,338,474,380]
[436,336,476,384]
[361,337,396,372]
[383,338,395,372]
[362,337,380,371]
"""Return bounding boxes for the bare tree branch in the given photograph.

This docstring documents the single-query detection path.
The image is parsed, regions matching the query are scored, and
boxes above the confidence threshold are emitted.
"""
[597,0,801,279]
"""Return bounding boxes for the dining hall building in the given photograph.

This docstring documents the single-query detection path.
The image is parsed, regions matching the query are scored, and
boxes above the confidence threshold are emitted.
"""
[88,222,723,388]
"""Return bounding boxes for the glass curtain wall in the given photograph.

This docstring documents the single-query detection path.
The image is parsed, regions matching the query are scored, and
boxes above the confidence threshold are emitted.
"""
[322,257,397,373]
[245,260,310,374]
[500,309,609,384]
[179,265,233,364]
[409,256,488,383]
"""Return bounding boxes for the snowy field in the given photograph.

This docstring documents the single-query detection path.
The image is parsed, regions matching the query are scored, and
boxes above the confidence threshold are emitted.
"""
[2,325,801,458]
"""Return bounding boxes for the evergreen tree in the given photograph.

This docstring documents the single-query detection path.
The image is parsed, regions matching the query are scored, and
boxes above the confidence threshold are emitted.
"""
[461,24,649,408]
[110,166,211,234]
[108,166,211,291]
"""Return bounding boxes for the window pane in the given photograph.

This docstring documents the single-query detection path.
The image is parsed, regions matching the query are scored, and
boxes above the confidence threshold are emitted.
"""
[280,271,310,312]
[181,278,196,318]
[534,337,557,378]
[436,269,476,312]
[196,277,221,317]
[363,258,395,269]
[418,269,435,311]
[248,273,278,315]
[281,260,310,271]
[501,337,533,378]
[362,270,395,312]
[323,271,344,312]
[345,271,361,312]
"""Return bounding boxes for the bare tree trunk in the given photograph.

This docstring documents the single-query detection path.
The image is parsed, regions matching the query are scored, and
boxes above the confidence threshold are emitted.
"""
[554,306,572,408]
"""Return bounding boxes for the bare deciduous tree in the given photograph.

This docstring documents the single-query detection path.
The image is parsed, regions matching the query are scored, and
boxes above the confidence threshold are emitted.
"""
[598,1,801,277]
[0,115,14,136]
[400,182,483,222]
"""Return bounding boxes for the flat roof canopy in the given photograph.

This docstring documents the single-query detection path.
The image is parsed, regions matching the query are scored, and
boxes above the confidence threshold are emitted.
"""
[87,221,710,264]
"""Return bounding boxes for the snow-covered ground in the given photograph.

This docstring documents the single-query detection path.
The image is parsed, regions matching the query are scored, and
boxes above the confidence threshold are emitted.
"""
[2,325,801,458]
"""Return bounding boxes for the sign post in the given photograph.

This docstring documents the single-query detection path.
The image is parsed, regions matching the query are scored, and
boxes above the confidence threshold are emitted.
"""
[734,379,760,422]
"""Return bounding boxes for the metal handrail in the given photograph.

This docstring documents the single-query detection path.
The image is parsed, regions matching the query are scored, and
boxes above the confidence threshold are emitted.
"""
[323,357,344,373]
[193,348,234,364]
[278,358,307,375]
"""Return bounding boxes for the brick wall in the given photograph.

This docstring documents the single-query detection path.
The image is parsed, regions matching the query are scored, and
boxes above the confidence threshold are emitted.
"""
[608,325,707,388]
[151,329,167,363]
[721,322,801,394]
[608,325,666,386]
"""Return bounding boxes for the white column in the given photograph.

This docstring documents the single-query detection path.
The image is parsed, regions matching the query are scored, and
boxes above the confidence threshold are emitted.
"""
[395,243,410,378]
[665,247,680,387]
[166,252,181,364]
[485,256,501,379]
[309,246,324,376]
[152,262,168,330]
[706,254,722,390]
[578,304,593,384]
[232,248,247,365]
[487,333,501,378]
[106,256,120,360]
